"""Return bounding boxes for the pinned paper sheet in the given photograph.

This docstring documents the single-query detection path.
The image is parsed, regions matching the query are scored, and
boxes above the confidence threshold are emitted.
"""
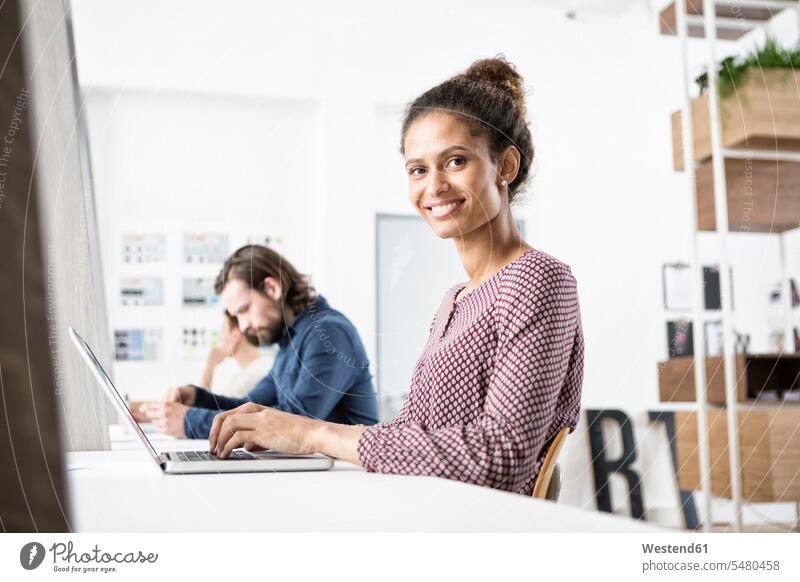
[662,263,691,311]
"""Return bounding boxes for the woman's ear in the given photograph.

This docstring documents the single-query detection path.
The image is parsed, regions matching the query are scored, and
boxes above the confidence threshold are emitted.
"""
[498,145,521,187]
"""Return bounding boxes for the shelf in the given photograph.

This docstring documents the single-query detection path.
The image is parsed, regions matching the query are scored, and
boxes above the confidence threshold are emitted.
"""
[675,407,800,502]
[664,0,800,531]
[658,353,800,403]
[659,1,797,40]
[694,157,800,233]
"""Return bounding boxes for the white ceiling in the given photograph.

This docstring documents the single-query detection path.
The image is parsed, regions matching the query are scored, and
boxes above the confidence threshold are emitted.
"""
[530,0,658,17]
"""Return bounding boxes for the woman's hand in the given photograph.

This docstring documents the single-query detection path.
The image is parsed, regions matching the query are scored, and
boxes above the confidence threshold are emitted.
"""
[163,384,197,406]
[209,402,323,458]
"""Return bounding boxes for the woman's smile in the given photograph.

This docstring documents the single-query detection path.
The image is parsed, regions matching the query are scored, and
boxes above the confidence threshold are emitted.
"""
[425,198,466,219]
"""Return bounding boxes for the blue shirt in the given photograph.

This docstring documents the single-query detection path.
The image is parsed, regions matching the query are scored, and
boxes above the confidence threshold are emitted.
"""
[183,295,378,438]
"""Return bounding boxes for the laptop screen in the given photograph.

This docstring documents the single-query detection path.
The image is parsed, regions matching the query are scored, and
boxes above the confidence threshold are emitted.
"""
[68,327,162,464]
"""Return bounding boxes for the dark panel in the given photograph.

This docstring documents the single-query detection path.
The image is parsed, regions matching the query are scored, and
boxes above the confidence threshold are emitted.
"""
[0,0,69,532]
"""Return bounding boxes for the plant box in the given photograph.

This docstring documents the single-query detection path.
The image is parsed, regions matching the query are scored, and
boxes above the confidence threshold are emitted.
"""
[671,69,800,171]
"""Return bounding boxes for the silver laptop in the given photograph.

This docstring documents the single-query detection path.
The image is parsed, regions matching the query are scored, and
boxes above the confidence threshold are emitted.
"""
[69,327,333,474]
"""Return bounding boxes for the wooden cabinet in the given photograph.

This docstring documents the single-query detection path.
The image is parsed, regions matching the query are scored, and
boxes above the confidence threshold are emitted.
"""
[675,407,800,502]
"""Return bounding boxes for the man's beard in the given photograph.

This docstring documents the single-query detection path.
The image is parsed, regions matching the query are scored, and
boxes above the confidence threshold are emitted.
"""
[244,314,286,348]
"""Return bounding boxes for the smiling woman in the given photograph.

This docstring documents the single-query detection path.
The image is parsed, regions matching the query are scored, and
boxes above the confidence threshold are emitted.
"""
[210,55,584,496]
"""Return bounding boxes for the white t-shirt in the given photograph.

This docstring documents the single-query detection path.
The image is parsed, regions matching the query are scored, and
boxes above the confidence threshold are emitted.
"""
[209,351,274,398]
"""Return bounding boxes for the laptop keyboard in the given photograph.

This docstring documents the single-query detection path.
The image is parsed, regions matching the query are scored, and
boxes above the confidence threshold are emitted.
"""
[167,450,256,462]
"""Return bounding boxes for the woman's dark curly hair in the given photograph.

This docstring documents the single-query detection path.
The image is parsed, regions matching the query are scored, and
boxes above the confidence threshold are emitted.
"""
[400,55,534,203]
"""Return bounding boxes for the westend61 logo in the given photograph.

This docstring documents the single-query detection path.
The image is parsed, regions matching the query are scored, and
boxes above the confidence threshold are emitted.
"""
[19,541,158,574]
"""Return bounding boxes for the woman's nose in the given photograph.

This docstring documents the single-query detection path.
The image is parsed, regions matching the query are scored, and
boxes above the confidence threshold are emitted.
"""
[425,169,450,197]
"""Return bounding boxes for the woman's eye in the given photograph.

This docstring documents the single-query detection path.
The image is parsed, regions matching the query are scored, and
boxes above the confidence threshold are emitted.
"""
[447,156,466,168]
[409,167,426,176]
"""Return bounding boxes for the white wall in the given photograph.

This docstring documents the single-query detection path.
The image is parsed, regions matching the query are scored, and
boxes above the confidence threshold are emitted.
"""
[72,0,800,526]
[85,89,319,396]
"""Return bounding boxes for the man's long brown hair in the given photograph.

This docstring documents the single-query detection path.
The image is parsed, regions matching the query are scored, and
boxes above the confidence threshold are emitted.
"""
[214,245,316,314]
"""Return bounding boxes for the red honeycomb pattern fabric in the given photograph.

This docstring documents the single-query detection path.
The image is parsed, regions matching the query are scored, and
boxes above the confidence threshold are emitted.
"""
[357,249,584,495]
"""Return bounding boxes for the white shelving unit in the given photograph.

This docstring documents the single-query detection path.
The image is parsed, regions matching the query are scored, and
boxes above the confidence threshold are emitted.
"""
[671,0,800,532]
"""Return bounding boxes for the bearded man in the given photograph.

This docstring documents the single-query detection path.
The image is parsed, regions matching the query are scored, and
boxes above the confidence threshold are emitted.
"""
[142,245,378,438]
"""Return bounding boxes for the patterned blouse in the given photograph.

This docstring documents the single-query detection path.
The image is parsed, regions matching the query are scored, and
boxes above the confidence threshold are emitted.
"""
[357,249,584,495]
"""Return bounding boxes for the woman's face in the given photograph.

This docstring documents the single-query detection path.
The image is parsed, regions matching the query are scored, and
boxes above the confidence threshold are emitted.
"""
[403,111,505,240]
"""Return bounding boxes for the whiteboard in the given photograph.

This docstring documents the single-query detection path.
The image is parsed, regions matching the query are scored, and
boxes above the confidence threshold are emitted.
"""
[375,214,466,419]
[375,214,526,420]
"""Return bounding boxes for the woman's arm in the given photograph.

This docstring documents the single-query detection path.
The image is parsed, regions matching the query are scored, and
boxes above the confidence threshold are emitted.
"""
[208,402,366,464]
[355,267,583,492]
[311,423,367,465]
[200,346,226,389]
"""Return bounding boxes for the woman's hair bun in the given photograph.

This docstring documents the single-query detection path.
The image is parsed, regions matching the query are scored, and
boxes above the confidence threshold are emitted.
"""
[459,54,527,116]
[401,54,535,202]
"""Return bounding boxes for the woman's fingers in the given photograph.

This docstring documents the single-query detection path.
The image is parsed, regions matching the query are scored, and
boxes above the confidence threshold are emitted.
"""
[213,413,260,457]
[217,430,254,459]
[209,408,237,451]
[209,402,262,450]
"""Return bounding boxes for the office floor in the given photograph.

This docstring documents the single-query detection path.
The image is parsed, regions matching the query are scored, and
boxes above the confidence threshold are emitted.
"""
[706,523,799,533]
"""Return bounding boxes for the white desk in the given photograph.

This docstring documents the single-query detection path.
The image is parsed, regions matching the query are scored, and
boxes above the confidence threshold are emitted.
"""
[65,426,665,532]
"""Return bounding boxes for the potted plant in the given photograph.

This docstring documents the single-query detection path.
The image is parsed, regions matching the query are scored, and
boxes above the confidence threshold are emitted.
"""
[671,37,800,233]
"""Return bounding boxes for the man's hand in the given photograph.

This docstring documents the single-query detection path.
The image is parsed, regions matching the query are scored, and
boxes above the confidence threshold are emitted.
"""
[129,401,148,423]
[209,403,322,459]
[140,402,188,438]
[163,385,197,406]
